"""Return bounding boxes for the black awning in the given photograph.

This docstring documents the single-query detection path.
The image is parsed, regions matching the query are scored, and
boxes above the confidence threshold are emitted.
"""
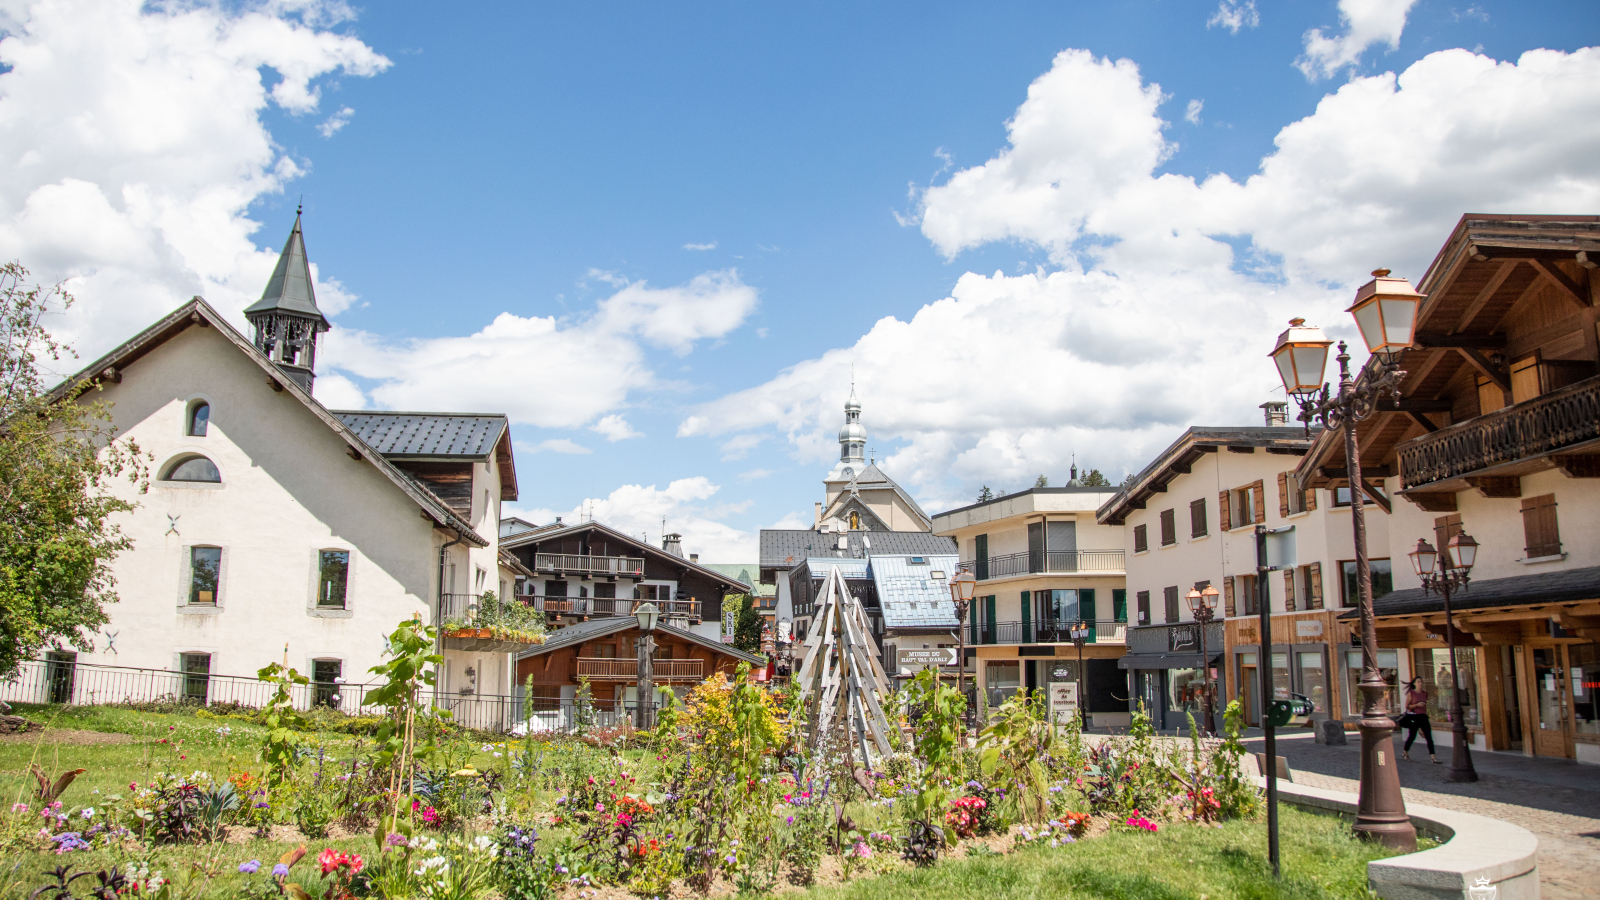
[1117,651,1220,670]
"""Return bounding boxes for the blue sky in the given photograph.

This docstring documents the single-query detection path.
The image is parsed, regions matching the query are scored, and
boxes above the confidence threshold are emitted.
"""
[4,0,1598,559]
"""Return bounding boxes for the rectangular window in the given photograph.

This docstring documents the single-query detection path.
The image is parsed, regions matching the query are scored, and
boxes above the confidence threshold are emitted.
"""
[545,580,569,598]
[313,659,342,708]
[318,550,349,608]
[1163,586,1180,624]
[1433,513,1463,567]
[1237,573,1259,615]
[181,653,211,704]
[1159,509,1176,546]
[1520,494,1561,558]
[593,582,616,600]
[1136,590,1150,625]
[1338,559,1393,608]
[189,547,221,605]
[1189,498,1207,538]
[1345,649,1401,717]
[974,534,989,580]
[1232,485,1257,527]
[1133,524,1148,553]
[1279,472,1310,515]
[1333,482,1388,507]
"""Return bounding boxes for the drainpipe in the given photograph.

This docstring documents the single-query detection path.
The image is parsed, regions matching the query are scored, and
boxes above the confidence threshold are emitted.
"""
[435,528,466,707]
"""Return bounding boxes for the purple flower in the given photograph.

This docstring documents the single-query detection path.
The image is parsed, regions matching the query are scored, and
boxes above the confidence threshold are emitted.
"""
[239,860,261,874]
[786,816,794,825]
[272,864,290,877]
[386,832,407,846]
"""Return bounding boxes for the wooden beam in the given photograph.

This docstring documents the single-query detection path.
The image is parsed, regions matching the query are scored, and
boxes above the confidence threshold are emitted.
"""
[1465,476,1521,498]
[1402,492,1458,512]
[346,444,363,461]
[1577,250,1599,270]
[1456,347,1509,392]
[1528,258,1590,310]
[1226,445,1256,454]
[1394,398,1453,413]
[1405,411,1440,433]
[267,376,283,392]
[1455,260,1517,333]
[1318,465,1394,479]
[1414,333,1506,349]
[1555,454,1600,478]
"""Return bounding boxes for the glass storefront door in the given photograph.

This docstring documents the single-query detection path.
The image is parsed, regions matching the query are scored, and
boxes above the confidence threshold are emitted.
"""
[1271,652,1291,701]
[1297,651,1328,716]
[1531,647,1572,758]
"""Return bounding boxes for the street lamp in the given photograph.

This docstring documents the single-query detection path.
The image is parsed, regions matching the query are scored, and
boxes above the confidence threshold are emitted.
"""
[1407,533,1480,783]
[1069,620,1091,729]
[1186,585,1220,735]
[634,601,660,729]
[1269,268,1423,852]
[950,569,978,724]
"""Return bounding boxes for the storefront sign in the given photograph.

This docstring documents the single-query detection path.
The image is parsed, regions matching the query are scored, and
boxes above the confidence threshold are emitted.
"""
[1296,620,1323,639]
[1049,682,1079,723]
[896,648,958,672]
[1169,625,1198,652]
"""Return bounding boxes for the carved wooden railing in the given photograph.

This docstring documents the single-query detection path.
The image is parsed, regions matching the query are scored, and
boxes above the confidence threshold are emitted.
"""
[534,553,645,576]
[575,658,704,681]
[1398,374,1600,488]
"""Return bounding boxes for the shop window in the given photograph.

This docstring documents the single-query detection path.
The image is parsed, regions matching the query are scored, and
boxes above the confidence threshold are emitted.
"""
[1133,524,1148,553]
[985,661,1020,706]
[594,582,616,600]
[1338,559,1392,608]
[1411,648,1478,728]
[545,580,568,597]
[1571,643,1599,737]
[1344,649,1400,717]
[186,401,210,437]
[318,550,349,608]
[189,547,222,605]
[163,454,221,483]
[1159,509,1176,546]
[1519,494,1561,558]
[1297,651,1328,715]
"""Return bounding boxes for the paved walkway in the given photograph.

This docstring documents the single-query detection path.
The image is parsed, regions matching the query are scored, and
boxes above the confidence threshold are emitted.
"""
[1240,730,1600,900]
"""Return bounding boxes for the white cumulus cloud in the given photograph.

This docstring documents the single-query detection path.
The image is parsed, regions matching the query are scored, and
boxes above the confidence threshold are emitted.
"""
[1185,99,1204,124]
[509,476,755,562]
[591,414,642,441]
[318,106,355,137]
[1297,0,1419,81]
[1207,0,1259,34]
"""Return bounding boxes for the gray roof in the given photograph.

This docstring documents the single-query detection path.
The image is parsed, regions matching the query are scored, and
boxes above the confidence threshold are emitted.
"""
[701,563,775,598]
[1097,425,1317,525]
[515,617,766,666]
[870,554,961,629]
[1341,565,1600,619]
[333,412,507,459]
[244,212,328,326]
[760,529,957,570]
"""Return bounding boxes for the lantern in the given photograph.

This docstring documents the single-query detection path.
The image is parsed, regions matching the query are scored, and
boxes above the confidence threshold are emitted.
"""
[1346,268,1423,362]
[1270,318,1333,398]
[1408,538,1438,577]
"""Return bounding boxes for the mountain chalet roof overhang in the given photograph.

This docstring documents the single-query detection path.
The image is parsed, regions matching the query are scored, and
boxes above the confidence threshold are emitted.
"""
[501,520,753,594]
[46,298,492,546]
[335,411,518,502]
[1293,214,1600,503]
[1097,427,1315,526]
[514,615,766,667]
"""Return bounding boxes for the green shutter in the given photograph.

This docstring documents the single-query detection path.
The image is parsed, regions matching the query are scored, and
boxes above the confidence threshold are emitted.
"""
[975,534,989,581]
[1112,589,1127,623]
[1081,589,1097,643]
[1020,591,1031,643]
[985,596,997,644]
[969,595,978,644]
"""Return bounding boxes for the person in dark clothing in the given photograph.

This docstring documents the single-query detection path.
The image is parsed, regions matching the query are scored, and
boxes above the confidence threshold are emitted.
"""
[1399,677,1438,763]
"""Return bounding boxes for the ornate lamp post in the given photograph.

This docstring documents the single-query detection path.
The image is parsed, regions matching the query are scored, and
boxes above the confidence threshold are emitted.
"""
[634,601,660,729]
[1269,268,1423,851]
[1407,533,1480,783]
[1069,620,1091,728]
[950,569,978,724]
[1186,585,1221,735]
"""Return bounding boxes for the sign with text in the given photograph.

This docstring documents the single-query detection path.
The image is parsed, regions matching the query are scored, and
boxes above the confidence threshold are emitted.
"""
[896,647,958,674]
[1049,682,1079,724]
[1295,620,1323,639]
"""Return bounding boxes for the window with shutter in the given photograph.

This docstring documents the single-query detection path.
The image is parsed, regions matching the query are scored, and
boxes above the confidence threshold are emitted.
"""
[1112,589,1127,623]
[1283,569,1296,612]
[1136,590,1150,624]
[1190,498,1207,537]
[1133,524,1148,553]
[1308,562,1323,610]
[1238,573,1258,615]
[1510,355,1541,405]
[1223,577,1236,618]
[1218,490,1232,531]
[1020,591,1031,642]
[1520,494,1561,558]
[1163,586,1180,623]
[1433,514,1463,568]
[1251,480,1267,524]
[1159,509,1176,546]
[1277,472,1291,517]
[1306,485,1318,511]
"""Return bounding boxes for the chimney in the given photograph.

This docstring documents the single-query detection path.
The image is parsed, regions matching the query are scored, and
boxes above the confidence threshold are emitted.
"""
[662,533,684,557]
[1260,401,1289,427]
[554,516,563,526]
[689,553,699,564]
[814,501,823,527]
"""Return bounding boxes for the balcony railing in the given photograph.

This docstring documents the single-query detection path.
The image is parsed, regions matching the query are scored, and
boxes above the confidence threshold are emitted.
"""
[1399,374,1600,489]
[540,598,701,621]
[960,549,1125,580]
[963,619,1127,645]
[534,553,645,577]
[575,658,705,681]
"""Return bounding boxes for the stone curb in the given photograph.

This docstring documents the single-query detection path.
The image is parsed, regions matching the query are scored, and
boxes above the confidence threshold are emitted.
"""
[1251,773,1540,900]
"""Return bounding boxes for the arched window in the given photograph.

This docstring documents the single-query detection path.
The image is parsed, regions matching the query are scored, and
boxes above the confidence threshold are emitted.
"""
[163,454,221,483]
[187,401,210,437]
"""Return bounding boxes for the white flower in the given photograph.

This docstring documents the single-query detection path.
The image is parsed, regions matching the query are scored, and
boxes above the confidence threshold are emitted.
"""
[80,807,95,819]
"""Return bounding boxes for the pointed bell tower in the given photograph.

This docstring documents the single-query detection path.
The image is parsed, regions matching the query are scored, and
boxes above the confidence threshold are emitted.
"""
[245,208,330,393]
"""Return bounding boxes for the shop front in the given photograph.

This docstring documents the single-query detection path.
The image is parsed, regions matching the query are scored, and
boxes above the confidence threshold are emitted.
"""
[1223,610,1352,728]
[1119,621,1225,733]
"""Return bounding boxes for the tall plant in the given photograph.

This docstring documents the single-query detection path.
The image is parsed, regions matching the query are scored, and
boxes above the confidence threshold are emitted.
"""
[365,616,444,834]
[0,263,148,677]
[256,662,311,786]
[976,691,1055,823]
[902,668,965,852]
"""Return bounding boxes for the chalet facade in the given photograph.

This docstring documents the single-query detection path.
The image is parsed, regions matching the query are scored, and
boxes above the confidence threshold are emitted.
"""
[1296,214,1600,765]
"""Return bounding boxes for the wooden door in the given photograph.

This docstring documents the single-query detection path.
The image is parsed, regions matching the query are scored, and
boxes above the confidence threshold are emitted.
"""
[1529,646,1574,759]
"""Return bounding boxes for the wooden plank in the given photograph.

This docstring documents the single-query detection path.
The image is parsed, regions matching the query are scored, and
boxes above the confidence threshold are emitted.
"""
[1406,411,1440,434]
[1528,259,1590,311]
[1457,347,1509,392]
[1454,260,1518,333]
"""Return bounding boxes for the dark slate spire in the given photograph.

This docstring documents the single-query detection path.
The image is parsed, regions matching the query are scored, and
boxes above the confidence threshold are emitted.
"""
[246,209,329,392]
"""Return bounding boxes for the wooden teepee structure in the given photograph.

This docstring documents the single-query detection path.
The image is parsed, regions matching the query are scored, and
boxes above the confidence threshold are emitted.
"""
[794,565,894,770]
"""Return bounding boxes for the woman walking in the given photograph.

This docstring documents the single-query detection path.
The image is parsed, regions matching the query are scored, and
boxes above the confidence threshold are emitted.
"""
[1399,677,1438,763]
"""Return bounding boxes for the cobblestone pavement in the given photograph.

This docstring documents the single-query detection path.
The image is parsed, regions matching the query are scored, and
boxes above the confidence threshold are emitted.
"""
[1241,731,1600,900]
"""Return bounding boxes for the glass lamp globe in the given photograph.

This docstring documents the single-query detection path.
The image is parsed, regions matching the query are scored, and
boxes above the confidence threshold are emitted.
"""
[1347,269,1424,362]
[1270,318,1333,398]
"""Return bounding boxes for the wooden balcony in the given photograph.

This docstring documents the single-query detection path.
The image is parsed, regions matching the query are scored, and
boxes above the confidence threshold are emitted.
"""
[1398,374,1600,491]
[541,598,701,621]
[534,553,645,577]
[575,658,705,681]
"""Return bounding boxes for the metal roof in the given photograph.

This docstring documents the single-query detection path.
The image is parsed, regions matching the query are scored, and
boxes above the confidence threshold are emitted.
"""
[869,554,961,629]
[800,558,871,580]
[334,412,507,459]
[760,529,957,570]
[701,563,775,598]
[243,212,328,326]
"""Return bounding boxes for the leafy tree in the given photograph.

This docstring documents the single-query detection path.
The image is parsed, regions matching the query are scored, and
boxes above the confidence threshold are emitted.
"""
[732,592,762,653]
[1120,471,1139,489]
[0,263,147,678]
[1080,468,1111,487]
[976,485,994,502]
[1033,474,1048,488]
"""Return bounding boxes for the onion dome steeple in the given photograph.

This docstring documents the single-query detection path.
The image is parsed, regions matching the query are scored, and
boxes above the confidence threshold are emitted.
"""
[838,384,866,464]
[245,208,330,393]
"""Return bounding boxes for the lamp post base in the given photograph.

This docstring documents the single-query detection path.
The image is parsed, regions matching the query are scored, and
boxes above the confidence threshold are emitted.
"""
[1448,721,1479,783]
[1352,712,1417,851]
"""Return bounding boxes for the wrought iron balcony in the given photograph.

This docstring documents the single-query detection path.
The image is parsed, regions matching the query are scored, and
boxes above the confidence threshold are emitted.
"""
[1399,374,1600,489]
[575,658,705,681]
[959,549,1126,580]
[534,553,646,577]
[963,618,1127,645]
